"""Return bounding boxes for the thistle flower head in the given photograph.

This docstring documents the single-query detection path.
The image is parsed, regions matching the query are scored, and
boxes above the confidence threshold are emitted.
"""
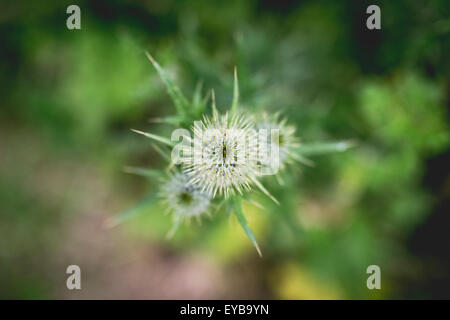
[183,110,260,198]
[256,112,300,169]
[161,172,211,219]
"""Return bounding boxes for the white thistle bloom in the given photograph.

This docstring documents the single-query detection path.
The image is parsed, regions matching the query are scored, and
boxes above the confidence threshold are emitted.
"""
[183,110,261,198]
[256,112,301,169]
[161,172,211,219]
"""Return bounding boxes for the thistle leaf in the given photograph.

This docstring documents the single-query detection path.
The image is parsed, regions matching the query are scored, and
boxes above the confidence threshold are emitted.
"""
[166,216,183,239]
[123,166,164,179]
[131,129,175,147]
[148,115,183,126]
[231,67,239,115]
[104,195,157,228]
[232,197,262,257]
[251,177,280,205]
[145,51,189,117]
[211,89,218,119]
[243,197,264,210]
[201,90,211,106]
[151,143,171,161]
[289,152,315,167]
[193,81,202,103]
[296,140,356,156]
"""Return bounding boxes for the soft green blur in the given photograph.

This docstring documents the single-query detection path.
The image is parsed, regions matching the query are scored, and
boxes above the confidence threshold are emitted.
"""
[1,0,449,299]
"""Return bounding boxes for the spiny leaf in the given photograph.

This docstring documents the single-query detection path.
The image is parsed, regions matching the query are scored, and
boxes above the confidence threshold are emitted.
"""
[251,177,280,205]
[192,81,210,117]
[193,81,202,104]
[231,67,239,115]
[151,143,171,161]
[232,197,262,257]
[296,140,356,156]
[104,195,158,228]
[275,174,285,186]
[201,90,211,105]
[166,216,183,239]
[145,51,189,117]
[242,193,264,209]
[289,152,315,167]
[211,89,218,118]
[123,166,164,179]
[243,197,264,210]
[148,115,183,126]
[131,129,175,147]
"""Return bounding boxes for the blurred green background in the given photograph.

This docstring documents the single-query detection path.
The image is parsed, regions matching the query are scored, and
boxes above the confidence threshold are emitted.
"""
[1,0,449,299]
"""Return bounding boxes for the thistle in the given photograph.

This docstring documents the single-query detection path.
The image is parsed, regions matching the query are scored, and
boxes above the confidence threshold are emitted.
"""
[161,172,211,220]
[183,106,260,198]
[256,112,312,173]
[108,52,355,257]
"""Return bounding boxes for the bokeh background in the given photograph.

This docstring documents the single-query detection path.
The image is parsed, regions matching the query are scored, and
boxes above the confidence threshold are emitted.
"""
[1,0,449,299]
